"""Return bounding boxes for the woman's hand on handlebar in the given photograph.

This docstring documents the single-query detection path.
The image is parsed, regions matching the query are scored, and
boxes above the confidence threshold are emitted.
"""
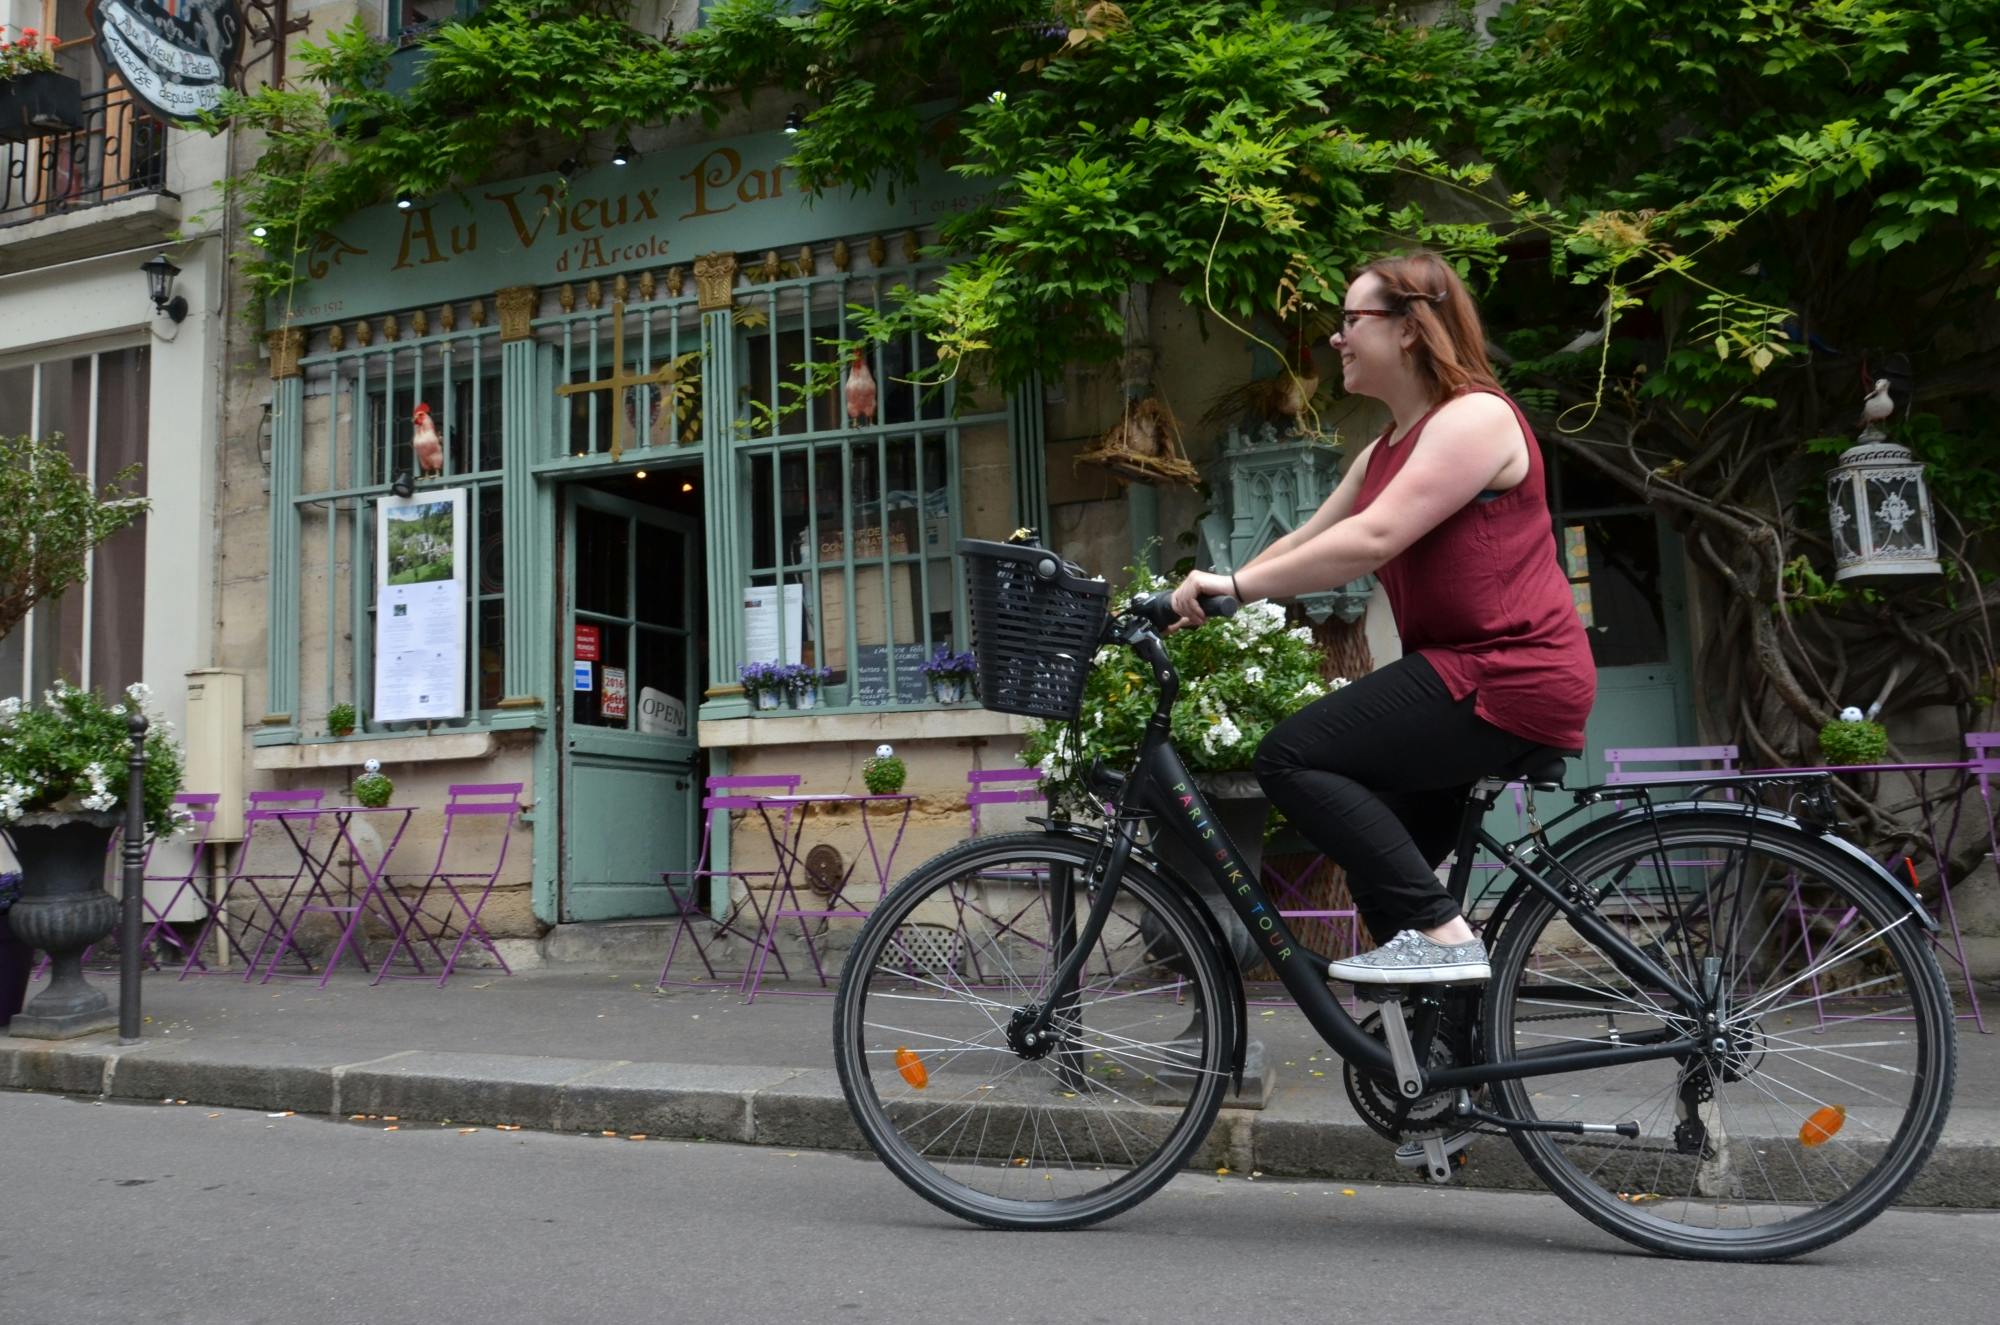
[1167,569,1235,632]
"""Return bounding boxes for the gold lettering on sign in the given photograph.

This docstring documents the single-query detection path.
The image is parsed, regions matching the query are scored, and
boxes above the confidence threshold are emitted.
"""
[679,147,790,220]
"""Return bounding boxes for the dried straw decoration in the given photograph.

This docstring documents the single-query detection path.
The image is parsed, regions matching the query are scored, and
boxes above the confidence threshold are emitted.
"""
[1077,395,1200,487]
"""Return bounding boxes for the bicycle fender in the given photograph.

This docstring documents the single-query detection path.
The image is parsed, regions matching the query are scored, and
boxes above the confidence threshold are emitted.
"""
[1030,820,1250,1089]
[1488,801,1938,934]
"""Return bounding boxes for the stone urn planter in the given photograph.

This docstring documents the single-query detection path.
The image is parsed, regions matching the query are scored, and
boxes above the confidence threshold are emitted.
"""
[5,811,121,1039]
[0,71,84,142]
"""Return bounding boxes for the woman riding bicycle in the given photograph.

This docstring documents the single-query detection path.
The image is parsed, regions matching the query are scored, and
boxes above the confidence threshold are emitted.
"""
[1169,251,1596,985]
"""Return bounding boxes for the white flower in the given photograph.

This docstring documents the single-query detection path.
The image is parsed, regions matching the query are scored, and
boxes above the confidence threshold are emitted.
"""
[1288,626,1314,642]
[0,778,32,822]
[0,696,19,725]
[1243,665,1265,685]
[364,758,382,775]
[79,761,118,813]
[1329,676,1350,690]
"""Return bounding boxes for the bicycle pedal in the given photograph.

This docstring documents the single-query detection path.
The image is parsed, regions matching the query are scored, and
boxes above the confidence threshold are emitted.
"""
[1395,1129,1474,1174]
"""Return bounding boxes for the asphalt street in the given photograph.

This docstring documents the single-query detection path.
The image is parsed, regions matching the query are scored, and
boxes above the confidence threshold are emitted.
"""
[0,1091,1989,1325]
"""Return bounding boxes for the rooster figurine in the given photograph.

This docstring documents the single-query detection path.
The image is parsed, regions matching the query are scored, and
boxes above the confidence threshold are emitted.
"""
[411,402,444,478]
[844,347,878,427]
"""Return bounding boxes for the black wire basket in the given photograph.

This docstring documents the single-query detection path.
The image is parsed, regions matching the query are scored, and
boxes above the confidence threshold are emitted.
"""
[959,538,1111,722]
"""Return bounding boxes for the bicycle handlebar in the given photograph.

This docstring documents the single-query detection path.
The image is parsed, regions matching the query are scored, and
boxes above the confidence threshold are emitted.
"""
[1125,590,1239,634]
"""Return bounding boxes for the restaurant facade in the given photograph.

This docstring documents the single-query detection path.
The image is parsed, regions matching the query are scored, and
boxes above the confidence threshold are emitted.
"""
[212,7,1700,956]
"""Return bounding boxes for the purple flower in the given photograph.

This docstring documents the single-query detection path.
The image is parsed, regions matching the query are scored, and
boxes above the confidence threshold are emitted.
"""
[921,643,978,679]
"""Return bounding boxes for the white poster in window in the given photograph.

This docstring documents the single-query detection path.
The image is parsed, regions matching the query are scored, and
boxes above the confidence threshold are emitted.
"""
[375,489,467,722]
[742,583,803,663]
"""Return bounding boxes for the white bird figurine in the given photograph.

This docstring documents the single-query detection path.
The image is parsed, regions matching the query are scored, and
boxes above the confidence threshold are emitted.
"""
[1859,378,1894,433]
[411,402,444,477]
[844,348,877,427]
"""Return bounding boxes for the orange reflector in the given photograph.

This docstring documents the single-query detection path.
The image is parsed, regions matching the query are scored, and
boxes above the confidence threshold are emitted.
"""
[895,1046,929,1089]
[1799,1104,1846,1147]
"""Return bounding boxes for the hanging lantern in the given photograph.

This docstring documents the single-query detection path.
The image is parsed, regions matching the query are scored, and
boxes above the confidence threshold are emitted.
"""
[1827,435,1941,582]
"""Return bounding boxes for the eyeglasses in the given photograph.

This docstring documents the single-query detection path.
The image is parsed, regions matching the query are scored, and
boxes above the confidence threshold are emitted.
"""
[1336,308,1403,332]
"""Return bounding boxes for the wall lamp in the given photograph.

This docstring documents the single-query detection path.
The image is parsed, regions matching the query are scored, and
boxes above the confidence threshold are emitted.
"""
[140,254,188,323]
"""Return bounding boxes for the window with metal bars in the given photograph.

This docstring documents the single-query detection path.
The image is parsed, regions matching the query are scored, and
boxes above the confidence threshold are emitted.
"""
[734,263,990,710]
[296,326,506,733]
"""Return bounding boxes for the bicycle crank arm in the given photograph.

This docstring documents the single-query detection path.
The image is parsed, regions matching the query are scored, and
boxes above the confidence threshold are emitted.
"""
[1453,1090,1639,1139]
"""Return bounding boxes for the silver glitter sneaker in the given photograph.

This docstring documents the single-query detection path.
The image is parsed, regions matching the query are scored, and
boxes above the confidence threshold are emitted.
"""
[1327,929,1490,985]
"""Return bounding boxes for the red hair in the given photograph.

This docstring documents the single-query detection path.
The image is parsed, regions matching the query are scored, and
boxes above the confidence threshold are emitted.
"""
[1353,251,1501,403]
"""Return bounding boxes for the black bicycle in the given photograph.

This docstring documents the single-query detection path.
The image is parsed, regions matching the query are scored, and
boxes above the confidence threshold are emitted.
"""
[831,538,1956,1260]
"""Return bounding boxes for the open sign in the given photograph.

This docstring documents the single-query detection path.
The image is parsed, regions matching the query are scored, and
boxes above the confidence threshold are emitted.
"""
[638,686,685,736]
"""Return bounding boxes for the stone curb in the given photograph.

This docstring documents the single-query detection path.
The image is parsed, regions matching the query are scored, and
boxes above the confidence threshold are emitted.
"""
[3,1038,1995,1207]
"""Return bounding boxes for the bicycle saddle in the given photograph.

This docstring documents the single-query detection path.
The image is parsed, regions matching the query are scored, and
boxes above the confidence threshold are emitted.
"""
[1494,745,1577,790]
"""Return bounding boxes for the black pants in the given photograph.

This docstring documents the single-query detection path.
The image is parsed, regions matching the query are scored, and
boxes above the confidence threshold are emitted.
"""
[1253,654,1542,945]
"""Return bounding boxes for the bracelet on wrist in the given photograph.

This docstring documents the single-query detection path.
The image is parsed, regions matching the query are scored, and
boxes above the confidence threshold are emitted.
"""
[1231,572,1245,601]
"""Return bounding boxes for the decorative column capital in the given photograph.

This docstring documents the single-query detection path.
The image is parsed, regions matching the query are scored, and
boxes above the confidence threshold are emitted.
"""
[267,328,307,380]
[694,252,738,312]
[497,286,539,341]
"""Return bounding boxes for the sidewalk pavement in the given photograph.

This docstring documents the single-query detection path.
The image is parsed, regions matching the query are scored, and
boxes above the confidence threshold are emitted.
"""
[4,967,1997,1206]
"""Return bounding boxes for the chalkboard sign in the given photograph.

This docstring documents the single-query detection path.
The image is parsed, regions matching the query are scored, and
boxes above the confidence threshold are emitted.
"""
[854,643,929,706]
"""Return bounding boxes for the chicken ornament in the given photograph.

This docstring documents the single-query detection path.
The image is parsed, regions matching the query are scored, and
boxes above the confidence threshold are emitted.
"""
[411,402,444,478]
[844,348,877,427]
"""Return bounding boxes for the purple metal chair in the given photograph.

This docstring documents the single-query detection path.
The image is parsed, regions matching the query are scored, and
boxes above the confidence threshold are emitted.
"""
[374,782,525,986]
[181,788,329,980]
[136,793,222,970]
[949,767,1055,986]
[657,773,803,992]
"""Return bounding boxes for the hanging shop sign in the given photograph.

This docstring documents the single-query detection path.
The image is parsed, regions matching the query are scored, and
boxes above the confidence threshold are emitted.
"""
[281,127,995,323]
[374,488,467,723]
[90,0,243,123]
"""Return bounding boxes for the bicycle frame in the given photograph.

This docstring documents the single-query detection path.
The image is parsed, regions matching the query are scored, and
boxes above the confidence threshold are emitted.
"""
[1028,622,1711,1092]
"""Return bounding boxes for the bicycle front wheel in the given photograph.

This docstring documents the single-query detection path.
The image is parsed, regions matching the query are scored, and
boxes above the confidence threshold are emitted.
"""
[1483,811,1955,1260]
[833,831,1235,1230]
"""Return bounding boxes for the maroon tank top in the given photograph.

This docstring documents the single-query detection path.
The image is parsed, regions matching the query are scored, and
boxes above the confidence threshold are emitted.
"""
[1353,387,1596,749]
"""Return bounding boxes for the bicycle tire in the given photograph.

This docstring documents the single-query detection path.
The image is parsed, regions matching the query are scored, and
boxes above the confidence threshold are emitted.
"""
[1482,811,1955,1260]
[832,831,1235,1230]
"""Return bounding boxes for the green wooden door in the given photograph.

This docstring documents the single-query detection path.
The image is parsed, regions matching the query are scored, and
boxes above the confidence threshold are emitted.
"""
[560,486,701,921]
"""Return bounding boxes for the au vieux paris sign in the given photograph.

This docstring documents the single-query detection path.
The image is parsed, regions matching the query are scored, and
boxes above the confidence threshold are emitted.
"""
[281,129,990,324]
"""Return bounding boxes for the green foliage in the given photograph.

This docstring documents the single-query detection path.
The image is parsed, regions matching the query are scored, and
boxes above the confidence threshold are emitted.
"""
[1817,717,1888,767]
[1020,559,1337,817]
[862,746,907,794]
[352,770,395,808]
[0,433,148,643]
[326,702,358,735]
[0,682,186,839]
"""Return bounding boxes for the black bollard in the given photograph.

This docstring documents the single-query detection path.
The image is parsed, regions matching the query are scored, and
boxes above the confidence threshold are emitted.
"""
[118,711,147,1044]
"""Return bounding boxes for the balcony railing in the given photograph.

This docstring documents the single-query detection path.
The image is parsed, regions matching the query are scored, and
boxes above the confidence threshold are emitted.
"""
[0,88,170,225]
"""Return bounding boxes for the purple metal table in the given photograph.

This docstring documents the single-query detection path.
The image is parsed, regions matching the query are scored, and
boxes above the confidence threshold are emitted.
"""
[1750,760,1986,1033]
[745,792,915,1003]
[258,806,415,988]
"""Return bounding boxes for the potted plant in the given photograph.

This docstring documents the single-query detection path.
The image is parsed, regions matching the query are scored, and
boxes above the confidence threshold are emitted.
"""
[787,664,832,710]
[0,25,83,142]
[327,702,358,738]
[0,870,28,1029]
[739,661,786,711]
[1020,558,1343,969]
[921,643,978,704]
[352,758,395,808]
[862,744,907,794]
[0,681,185,1038]
[1819,706,1889,767]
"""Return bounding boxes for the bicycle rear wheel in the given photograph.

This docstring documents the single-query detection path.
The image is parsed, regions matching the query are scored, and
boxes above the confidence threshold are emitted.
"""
[833,831,1235,1229]
[1483,812,1955,1260]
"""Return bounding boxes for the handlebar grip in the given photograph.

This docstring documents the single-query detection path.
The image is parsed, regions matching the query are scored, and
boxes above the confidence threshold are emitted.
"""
[1128,591,1239,632]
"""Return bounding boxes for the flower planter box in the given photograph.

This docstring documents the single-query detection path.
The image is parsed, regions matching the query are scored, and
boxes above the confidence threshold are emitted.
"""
[0,71,83,142]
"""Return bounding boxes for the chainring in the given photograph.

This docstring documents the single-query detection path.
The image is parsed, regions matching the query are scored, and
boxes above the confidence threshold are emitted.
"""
[1343,1009,1469,1143]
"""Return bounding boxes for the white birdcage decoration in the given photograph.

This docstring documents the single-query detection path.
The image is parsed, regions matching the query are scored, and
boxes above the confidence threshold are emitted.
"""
[1827,435,1941,582]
